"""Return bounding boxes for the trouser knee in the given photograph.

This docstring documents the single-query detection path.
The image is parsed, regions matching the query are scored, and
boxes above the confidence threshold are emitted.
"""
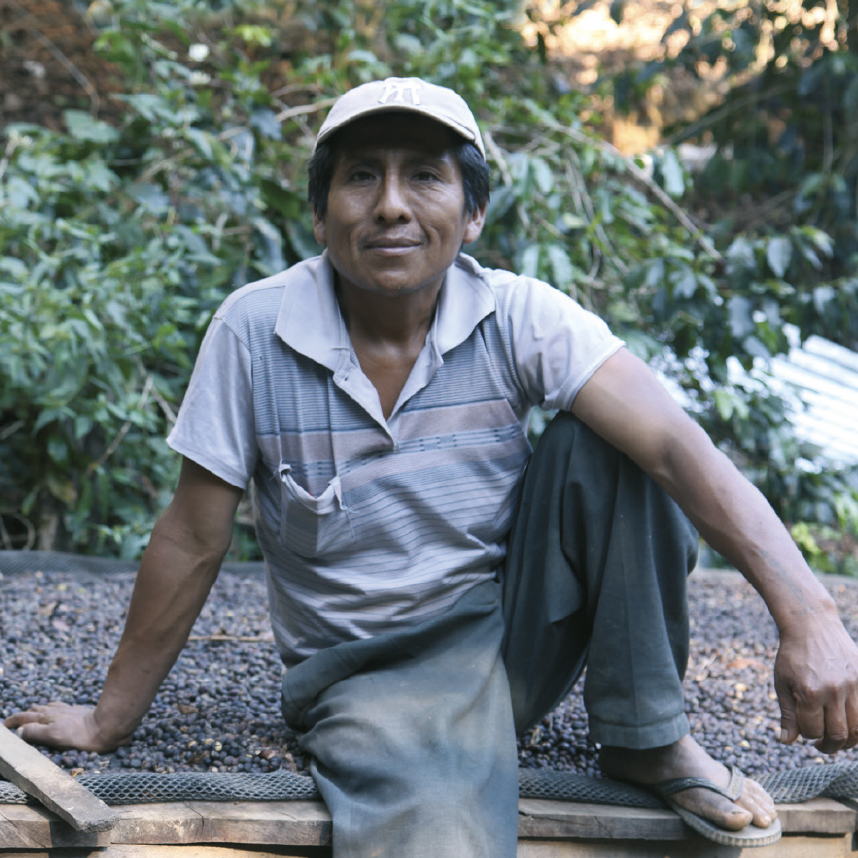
[502,412,698,735]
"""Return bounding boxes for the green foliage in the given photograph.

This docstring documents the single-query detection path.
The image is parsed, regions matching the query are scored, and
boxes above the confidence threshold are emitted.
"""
[0,0,301,555]
[578,0,858,572]
[1,0,857,571]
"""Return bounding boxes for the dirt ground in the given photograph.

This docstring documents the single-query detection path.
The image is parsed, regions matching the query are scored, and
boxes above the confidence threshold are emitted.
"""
[0,0,125,133]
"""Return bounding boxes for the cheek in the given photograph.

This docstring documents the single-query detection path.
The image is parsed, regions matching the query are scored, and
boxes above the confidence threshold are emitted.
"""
[322,203,365,242]
[321,222,353,255]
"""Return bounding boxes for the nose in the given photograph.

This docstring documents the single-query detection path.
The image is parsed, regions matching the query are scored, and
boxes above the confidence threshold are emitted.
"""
[373,172,411,223]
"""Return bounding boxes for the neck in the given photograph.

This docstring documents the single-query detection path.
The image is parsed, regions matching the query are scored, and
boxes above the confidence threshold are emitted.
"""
[334,275,443,420]
[335,276,442,347]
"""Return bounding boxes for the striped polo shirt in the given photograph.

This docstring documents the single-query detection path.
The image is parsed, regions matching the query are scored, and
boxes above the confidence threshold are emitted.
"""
[167,251,623,665]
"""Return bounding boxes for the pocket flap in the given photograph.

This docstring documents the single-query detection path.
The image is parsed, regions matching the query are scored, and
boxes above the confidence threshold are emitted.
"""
[278,463,344,514]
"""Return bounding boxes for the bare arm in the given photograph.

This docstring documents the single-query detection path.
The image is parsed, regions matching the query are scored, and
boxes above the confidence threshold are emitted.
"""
[572,347,858,753]
[5,458,243,752]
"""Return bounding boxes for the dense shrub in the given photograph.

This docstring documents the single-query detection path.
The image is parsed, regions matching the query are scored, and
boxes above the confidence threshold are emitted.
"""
[1,0,856,571]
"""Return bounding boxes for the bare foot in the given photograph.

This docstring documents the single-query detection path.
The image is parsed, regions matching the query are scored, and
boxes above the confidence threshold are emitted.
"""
[599,735,776,833]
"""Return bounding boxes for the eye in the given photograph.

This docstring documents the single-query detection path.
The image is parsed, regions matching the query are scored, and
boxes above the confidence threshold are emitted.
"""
[413,168,440,182]
[348,168,376,182]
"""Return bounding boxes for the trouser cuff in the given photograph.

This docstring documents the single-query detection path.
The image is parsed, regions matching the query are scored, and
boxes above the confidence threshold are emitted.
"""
[589,711,690,750]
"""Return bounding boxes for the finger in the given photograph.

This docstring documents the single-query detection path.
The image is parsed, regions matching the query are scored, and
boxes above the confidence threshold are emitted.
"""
[775,680,800,745]
[793,692,826,744]
[4,710,50,729]
[814,703,850,754]
[5,701,76,727]
[813,691,858,754]
[843,693,858,751]
[28,702,66,715]
[18,715,81,750]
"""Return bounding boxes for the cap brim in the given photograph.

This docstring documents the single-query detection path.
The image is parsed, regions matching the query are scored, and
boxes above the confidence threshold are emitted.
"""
[315,104,483,156]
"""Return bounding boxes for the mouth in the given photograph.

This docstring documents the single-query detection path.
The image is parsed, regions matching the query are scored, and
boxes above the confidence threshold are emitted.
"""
[364,236,422,252]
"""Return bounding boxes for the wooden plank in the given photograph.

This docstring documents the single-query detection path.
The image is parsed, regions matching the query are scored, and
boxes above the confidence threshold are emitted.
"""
[113,801,332,847]
[518,800,687,841]
[0,801,332,850]
[111,802,208,846]
[100,845,326,857]
[0,803,111,850]
[518,797,858,841]
[516,832,856,858]
[1,837,854,858]
[184,801,331,847]
[0,847,327,857]
[99,846,325,857]
[0,725,118,833]
[0,795,854,853]
[776,798,858,834]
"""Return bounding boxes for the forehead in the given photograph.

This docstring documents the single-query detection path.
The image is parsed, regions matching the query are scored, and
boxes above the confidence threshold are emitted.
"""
[331,113,463,163]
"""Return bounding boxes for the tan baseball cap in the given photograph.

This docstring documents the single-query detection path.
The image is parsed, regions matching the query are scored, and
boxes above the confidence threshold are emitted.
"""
[315,77,485,158]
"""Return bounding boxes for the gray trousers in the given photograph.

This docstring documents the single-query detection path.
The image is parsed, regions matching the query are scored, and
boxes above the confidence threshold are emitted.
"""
[280,414,699,858]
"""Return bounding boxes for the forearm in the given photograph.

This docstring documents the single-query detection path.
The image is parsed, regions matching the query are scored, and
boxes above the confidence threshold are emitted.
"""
[93,507,228,744]
[4,459,241,753]
[574,348,858,751]
[572,349,837,632]
[661,431,839,632]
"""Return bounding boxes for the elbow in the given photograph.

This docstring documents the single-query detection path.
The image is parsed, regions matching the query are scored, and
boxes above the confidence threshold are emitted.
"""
[643,416,717,498]
[149,503,233,572]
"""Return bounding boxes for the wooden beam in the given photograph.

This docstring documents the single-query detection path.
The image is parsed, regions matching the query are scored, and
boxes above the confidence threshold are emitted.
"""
[0,847,326,858]
[0,800,332,850]
[0,802,112,850]
[0,793,854,854]
[113,800,332,847]
[517,797,857,841]
[0,724,118,833]
[516,832,856,857]
[518,800,686,840]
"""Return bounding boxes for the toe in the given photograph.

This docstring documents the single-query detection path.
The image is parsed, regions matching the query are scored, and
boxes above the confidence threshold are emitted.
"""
[738,777,777,829]
[681,787,752,831]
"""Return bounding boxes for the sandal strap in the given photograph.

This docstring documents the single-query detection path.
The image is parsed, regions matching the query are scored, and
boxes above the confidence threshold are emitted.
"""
[654,765,744,802]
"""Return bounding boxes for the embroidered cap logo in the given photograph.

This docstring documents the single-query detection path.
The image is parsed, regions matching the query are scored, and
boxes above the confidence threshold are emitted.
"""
[378,79,423,106]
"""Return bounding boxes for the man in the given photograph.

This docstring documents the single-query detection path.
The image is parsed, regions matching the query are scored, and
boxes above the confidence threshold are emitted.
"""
[7,77,858,856]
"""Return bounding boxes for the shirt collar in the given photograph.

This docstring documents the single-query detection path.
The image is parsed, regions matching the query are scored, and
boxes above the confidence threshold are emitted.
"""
[433,253,496,355]
[274,252,350,372]
[274,251,496,367]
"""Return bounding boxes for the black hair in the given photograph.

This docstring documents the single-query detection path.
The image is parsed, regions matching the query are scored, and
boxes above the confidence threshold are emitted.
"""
[307,134,490,219]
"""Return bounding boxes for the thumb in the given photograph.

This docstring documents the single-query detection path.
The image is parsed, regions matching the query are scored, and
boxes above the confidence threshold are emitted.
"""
[13,722,44,746]
[8,715,67,750]
[3,715,42,745]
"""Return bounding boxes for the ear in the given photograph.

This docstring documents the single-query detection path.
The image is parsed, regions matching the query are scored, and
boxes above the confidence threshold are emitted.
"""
[313,208,327,245]
[462,202,487,245]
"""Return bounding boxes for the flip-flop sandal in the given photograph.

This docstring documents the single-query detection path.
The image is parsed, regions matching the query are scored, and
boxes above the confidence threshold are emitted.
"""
[652,764,782,848]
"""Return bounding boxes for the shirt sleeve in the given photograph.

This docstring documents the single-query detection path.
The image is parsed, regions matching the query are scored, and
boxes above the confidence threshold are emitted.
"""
[505,277,625,411]
[166,316,257,488]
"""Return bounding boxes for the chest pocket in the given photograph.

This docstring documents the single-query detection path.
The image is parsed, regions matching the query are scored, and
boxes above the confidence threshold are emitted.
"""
[278,464,354,557]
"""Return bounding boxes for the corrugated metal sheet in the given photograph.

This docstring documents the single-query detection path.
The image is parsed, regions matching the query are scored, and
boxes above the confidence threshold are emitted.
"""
[770,336,858,467]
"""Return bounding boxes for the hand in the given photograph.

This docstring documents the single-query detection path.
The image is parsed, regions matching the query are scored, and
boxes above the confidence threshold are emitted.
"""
[4,702,128,754]
[774,611,858,754]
